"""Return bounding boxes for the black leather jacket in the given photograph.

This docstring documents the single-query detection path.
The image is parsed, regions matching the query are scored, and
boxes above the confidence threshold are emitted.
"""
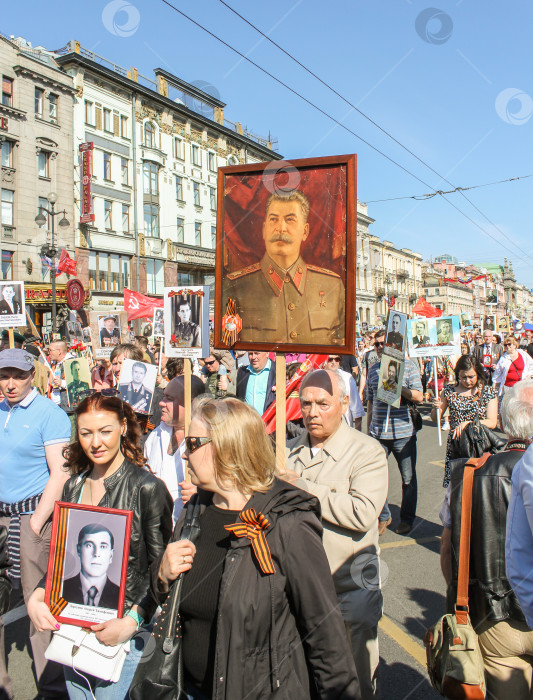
[447,442,529,629]
[62,460,173,621]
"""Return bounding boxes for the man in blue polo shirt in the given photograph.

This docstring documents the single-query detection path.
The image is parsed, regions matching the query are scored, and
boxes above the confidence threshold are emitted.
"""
[366,329,424,536]
[236,351,276,415]
[0,348,71,698]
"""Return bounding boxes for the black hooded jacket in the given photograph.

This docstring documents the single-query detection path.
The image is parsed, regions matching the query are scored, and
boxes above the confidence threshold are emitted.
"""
[151,478,360,700]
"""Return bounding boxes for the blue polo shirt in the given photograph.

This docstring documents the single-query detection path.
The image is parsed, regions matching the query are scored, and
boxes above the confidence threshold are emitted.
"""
[0,388,71,505]
[244,359,272,415]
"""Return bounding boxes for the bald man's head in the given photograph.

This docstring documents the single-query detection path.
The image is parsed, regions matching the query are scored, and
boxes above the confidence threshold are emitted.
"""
[159,375,205,427]
[299,369,348,447]
[299,369,346,403]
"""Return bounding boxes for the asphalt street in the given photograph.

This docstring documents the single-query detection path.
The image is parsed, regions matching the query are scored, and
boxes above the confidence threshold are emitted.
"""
[3,404,448,699]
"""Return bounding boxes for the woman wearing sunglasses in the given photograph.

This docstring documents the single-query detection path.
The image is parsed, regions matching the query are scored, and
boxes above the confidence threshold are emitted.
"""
[493,334,533,397]
[27,392,173,699]
[144,397,359,700]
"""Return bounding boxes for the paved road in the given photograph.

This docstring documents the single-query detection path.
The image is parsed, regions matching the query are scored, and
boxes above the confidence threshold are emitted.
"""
[3,405,449,699]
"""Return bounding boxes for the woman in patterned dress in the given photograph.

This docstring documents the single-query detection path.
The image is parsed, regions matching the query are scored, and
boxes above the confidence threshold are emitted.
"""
[431,354,498,486]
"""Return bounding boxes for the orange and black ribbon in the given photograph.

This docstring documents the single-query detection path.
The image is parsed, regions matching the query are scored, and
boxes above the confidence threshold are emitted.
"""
[221,298,240,347]
[224,508,276,575]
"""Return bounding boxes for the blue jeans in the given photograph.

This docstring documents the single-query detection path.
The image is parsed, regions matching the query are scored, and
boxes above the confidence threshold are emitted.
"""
[64,627,150,700]
[379,434,417,525]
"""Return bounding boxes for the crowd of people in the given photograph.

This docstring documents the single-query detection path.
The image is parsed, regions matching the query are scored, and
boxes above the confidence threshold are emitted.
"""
[0,322,532,699]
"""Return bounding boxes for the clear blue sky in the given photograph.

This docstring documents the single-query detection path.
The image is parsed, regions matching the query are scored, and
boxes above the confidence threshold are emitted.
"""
[4,0,533,285]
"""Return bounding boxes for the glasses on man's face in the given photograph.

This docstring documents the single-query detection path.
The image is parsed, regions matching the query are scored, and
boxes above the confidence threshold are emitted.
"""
[184,436,212,454]
[374,341,384,347]
[204,360,216,366]
[328,356,341,363]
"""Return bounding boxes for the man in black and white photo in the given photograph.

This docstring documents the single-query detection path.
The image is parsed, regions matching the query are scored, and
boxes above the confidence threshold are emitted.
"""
[99,316,121,347]
[153,309,164,337]
[119,361,153,413]
[66,360,90,406]
[0,284,22,316]
[436,319,453,345]
[385,313,404,351]
[412,320,430,347]
[173,297,201,347]
[62,524,120,609]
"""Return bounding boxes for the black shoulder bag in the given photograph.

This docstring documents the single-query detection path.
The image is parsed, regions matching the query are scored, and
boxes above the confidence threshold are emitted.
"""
[130,501,201,700]
[448,385,506,460]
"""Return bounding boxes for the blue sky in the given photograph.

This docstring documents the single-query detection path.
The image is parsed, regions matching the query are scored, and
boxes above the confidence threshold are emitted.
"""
[4,0,533,285]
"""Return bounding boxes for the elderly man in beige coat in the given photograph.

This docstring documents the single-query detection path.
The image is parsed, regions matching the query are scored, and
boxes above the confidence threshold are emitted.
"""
[282,368,388,700]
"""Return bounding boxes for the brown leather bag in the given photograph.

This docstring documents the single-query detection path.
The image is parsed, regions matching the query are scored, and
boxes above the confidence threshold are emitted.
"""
[424,454,491,699]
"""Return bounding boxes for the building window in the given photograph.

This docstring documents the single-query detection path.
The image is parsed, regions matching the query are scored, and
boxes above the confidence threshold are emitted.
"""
[143,162,158,195]
[144,204,159,237]
[192,144,201,166]
[178,272,194,286]
[177,217,184,243]
[209,187,216,211]
[146,258,165,295]
[49,94,58,121]
[1,190,13,226]
[120,115,128,138]
[104,200,112,230]
[122,205,130,234]
[194,221,201,246]
[38,151,50,178]
[85,100,94,125]
[2,77,13,106]
[175,176,183,201]
[103,108,112,132]
[89,251,130,291]
[121,158,128,185]
[35,87,44,116]
[144,121,154,148]
[211,225,216,248]
[173,137,183,160]
[1,141,12,168]
[208,152,216,172]
[193,182,200,206]
[103,152,112,181]
[1,250,13,280]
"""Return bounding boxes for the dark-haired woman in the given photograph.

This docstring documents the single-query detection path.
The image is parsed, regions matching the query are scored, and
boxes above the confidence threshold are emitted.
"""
[27,393,173,699]
[431,354,498,486]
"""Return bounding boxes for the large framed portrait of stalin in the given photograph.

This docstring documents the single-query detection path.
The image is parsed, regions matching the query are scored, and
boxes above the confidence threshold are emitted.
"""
[214,154,357,354]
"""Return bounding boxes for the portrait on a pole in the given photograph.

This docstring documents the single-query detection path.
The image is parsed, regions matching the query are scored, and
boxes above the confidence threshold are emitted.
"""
[44,502,131,627]
[118,358,157,415]
[64,357,91,407]
[90,311,128,359]
[164,286,209,358]
[0,281,25,328]
[214,154,357,354]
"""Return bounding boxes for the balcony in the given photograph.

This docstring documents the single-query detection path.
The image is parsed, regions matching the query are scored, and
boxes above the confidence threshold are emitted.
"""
[397,269,409,279]
[376,287,385,298]
[409,293,418,302]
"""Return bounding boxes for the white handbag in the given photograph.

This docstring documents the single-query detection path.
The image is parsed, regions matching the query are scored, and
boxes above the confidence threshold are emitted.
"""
[45,624,130,683]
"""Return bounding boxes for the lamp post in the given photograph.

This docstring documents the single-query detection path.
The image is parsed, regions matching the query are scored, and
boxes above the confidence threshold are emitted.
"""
[35,192,70,333]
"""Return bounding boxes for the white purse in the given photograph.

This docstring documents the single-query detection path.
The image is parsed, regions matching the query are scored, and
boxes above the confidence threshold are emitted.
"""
[45,624,130,683]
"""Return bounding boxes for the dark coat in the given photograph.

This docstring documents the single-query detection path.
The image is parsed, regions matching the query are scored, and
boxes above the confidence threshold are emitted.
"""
[62,460,173,621]
[151,479,360,700]
[62,574,120,609]
[0,526,11,616]
[0,299,21,315]
[236,362,276,414]
[473,342,503,366]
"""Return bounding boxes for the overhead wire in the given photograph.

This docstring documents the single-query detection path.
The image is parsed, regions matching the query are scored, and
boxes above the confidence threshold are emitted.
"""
[215,0,533,265]
[158,0,530,263]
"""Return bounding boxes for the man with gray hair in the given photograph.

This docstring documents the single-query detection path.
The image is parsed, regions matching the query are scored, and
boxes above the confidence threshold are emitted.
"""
[281,368,388,699]
[441,379,533,697]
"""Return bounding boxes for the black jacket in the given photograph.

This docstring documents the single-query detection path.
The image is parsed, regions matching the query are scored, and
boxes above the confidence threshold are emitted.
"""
[62,574,120,609]
[0,526,11,615]
[447,442,528,629]
[236,362,276,414]
[62,460,173,621]
[151,479,360,700]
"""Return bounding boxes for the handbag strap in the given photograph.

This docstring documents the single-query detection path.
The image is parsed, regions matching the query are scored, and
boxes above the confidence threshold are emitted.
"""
[455,452,492,625]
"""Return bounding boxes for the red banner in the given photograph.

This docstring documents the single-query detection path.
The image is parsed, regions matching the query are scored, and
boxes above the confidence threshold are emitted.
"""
[411,297,443,318]
[57,249,77,276]
[262,354,328,434]
[79,142,94,224]
[124,288,164,321]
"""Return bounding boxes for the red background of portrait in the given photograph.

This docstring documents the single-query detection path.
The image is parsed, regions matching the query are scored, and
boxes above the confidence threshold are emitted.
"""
[223,164,348,283]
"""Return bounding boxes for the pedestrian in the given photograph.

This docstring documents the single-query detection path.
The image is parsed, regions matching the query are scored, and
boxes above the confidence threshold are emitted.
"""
[325,354,365,429]
[366,329,424,536]
[358,333,381,402]
[133,335,153,363]
[91,357,114,391]
[472,329,504,384]
[0,348,71,698]
[144,375,205,523]
[493,335,533,397]
[431,354,498,487]
[236,350,276,414]
[47,339,75,410]
[440,380,533,697]
[27,391,173,699]
[147,396,360,699]
[200,353,228,397]
[282,369,388,699]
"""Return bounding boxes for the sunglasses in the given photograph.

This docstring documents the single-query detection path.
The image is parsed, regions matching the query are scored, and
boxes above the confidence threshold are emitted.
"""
[328,356,342,362]
[185,436,212,454]
[204,360,217,366]
[374,341,384,347]
[79,388,120,399]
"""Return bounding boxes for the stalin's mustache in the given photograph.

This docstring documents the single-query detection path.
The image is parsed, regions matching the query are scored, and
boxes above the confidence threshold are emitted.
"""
[269,233,293,244]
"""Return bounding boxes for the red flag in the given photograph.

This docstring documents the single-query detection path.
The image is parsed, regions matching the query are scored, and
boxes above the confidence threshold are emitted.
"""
[56,249,77,276]
[124,288,164,321]
[411,296,443,318]
[389,295,395,308]
[262,354,329,434]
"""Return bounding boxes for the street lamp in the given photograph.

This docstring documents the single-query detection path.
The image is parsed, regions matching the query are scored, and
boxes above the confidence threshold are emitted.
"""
[35,192,70,333]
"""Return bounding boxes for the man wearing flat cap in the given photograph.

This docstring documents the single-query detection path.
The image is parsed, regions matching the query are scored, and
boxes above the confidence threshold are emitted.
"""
[99,315,120,347]
[0,349,71,697]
